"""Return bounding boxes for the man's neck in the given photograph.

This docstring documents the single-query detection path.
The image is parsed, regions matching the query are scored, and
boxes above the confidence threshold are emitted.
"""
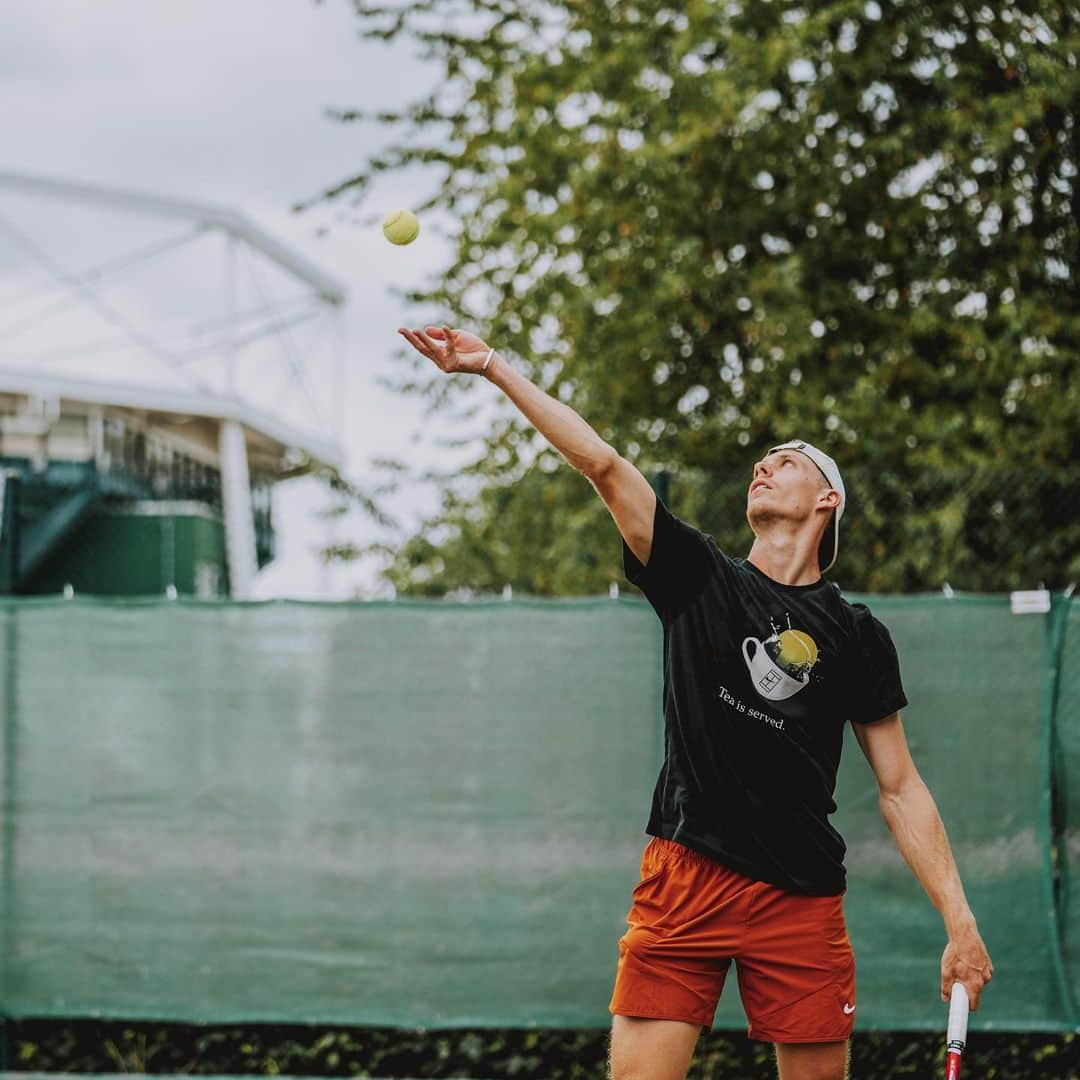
[746,534,822,587]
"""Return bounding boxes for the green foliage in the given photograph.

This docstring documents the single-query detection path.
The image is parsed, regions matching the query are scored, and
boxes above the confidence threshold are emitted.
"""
[8,1019,1079,1077]
[317,0,1078,594]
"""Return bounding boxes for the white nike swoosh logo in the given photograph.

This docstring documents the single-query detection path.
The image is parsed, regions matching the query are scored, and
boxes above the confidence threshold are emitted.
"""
[843,1003,856,1014]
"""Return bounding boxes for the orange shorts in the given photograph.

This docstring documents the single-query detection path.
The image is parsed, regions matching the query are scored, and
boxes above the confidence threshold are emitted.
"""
[609,837,856,1043]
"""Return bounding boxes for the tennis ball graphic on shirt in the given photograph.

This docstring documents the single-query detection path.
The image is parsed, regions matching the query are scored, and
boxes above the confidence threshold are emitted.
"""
[765,629,820,678]
[744,622,820,702]
[778,630,818,668]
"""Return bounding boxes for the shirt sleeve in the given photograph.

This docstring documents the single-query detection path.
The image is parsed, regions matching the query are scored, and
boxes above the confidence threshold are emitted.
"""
[847,603,909,724]
[621,493,714,621]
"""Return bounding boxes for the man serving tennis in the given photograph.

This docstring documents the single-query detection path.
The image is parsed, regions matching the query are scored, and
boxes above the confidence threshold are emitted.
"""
[397,324,993,1080]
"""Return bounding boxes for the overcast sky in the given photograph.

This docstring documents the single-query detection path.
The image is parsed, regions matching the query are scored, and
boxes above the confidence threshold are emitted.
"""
[0,0,493,598]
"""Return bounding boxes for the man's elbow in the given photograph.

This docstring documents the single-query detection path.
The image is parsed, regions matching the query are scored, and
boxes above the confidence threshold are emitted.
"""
[878,771,930,819]
[583,446,620,485]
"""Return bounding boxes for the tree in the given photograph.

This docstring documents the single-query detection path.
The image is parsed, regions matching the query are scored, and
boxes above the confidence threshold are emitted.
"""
[311,0,1079,594]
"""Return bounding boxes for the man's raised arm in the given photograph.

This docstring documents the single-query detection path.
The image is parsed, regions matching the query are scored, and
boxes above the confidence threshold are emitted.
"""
[398,325,657,566]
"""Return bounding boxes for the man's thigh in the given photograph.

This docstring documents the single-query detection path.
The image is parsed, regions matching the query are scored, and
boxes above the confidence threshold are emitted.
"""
[774,1039,850,1080]
[608,1015,702,1080]
[737,886,856,1044]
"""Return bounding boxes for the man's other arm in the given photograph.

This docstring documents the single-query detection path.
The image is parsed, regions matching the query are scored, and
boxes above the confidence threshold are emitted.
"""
[852,714,994,1008]
[483,353,657,566]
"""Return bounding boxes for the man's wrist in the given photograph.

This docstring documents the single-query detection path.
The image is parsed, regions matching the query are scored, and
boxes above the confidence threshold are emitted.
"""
[945,908,978,939]
[481,349,502,381]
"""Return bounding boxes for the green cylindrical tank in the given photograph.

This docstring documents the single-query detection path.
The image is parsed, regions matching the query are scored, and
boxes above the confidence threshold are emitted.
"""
[24,501,228,597]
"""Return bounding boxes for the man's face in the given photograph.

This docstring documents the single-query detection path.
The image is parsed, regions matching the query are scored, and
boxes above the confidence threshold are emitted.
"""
[746,449,834,531]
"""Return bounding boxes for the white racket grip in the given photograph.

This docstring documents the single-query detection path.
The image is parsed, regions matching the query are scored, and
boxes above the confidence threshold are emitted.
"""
[947,982,970,1050]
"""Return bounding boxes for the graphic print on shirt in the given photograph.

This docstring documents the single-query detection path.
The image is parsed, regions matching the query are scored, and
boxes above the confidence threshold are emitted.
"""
[741,615,821,702]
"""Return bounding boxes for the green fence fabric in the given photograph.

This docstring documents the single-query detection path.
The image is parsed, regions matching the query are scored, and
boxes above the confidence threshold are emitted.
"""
[833,595,1073,1032]
[0,599,661,1029]
[0,595,1075,1033]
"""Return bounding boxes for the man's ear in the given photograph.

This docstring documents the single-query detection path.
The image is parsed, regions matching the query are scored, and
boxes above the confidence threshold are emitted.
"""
[818,489,841,510]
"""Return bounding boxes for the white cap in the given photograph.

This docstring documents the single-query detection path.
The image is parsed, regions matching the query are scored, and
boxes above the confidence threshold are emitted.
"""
[767,440,846,573]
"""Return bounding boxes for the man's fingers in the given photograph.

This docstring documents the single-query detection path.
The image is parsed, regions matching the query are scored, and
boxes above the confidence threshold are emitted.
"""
[942,971,988,1010]
[398,328,428,354]
[399,328,441,365]
[397,328,425,355]
[416,328,444,355]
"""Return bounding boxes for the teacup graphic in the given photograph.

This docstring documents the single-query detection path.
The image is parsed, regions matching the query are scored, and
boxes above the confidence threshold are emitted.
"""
[741,636,810,701]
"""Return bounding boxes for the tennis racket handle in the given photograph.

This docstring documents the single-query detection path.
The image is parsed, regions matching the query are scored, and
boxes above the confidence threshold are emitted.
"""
[945,983,969,1079]
[947,982,970,1044]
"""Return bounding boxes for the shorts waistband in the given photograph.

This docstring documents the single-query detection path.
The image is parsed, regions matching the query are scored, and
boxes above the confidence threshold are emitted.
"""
[648,835,734,872]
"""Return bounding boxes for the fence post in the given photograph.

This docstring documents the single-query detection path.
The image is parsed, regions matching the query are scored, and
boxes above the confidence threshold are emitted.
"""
[0,472,21,596]
[0,603,18,1069]
[1042,591,1077,1026]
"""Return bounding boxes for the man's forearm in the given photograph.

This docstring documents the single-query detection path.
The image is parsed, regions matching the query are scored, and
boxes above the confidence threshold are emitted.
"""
[880,777,975,935]
[483,351,615,477]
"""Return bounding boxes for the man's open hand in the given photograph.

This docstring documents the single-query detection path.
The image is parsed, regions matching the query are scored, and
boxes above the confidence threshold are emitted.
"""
[398,324,493,376]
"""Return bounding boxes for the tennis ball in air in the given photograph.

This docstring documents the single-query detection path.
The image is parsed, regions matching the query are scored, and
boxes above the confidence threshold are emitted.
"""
[382,209,419,245]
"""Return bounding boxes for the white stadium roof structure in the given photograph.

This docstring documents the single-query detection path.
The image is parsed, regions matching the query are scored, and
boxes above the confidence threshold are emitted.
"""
[0,169,348,473]
[0,170,350,596]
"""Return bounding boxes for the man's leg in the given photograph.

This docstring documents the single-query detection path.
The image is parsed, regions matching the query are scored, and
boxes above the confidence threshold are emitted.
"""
[774,1039,849,1080]
[608,1016,702,1080]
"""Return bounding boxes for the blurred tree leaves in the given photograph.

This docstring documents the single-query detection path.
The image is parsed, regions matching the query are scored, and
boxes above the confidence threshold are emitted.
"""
[314,0,1078,594]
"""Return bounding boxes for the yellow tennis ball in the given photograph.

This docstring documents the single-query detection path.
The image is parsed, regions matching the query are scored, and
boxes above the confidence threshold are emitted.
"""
[382,209,419,245]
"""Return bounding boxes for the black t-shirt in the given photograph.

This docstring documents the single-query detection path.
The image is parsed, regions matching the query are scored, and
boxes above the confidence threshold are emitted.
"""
[622,494,908,896]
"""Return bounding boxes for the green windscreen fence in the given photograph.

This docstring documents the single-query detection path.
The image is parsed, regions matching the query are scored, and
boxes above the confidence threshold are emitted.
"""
[0,594,1076,1033]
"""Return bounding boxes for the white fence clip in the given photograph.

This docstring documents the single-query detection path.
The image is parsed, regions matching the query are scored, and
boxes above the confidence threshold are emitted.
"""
[1010,589,1051,614]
